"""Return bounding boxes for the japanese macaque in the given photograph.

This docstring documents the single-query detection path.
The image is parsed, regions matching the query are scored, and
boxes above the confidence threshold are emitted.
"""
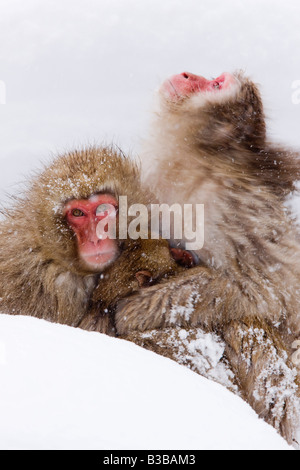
[115,71,300,445]
[0,146,186,335]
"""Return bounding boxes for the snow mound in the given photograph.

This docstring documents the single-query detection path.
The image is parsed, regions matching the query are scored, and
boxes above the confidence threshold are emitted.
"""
[0,314,292,450]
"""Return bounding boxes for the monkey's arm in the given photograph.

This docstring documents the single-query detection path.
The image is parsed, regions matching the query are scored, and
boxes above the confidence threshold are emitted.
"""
[115,266,237,334]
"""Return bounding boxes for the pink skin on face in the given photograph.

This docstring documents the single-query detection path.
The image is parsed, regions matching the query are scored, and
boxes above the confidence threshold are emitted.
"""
[161,72,236,101]
[64,193,119,270]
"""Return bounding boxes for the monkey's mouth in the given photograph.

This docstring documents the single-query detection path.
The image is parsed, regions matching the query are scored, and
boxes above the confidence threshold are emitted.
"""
[81,251,119,271]
[161,72,236,101]
[80,239,119,271]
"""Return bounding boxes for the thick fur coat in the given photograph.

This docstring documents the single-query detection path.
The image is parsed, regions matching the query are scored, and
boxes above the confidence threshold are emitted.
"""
[0,146,181,332]
[115,72,300,445]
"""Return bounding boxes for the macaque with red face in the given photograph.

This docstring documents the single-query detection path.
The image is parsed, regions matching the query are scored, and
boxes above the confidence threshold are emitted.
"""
[63,193,119,272]
[116,71,300,445]
[0,146,186,334]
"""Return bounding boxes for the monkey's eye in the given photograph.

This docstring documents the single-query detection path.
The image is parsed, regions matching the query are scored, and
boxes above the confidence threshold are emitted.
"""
[96,203,114,217]
[71,208,85,217]
[213,81,220,89]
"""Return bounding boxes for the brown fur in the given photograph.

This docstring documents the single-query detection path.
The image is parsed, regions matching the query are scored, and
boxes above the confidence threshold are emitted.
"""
[79,237,184,334]
[115,72,300,445]
[0,146,182,332]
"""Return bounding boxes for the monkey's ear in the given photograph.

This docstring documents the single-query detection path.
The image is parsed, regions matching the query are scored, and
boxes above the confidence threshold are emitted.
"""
[135,270,154,287]
[170,248,195,268]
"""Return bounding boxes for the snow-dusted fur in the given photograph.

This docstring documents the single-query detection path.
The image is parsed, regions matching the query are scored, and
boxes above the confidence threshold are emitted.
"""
[116,72,300,445]
[0,146,175,331]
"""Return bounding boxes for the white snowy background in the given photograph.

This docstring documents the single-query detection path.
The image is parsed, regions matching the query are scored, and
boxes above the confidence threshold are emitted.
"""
[0,0,299,450]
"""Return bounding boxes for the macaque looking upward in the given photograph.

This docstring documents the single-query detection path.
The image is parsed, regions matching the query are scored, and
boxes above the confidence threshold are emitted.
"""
[142,70,300,266]
[116,71,300,445]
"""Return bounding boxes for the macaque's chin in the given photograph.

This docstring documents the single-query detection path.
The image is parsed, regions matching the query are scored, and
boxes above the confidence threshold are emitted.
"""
[79,239,119,272]
[160,71,237,101]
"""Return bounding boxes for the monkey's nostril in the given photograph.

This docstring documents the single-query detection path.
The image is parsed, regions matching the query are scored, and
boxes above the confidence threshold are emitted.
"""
[182,72,189,79]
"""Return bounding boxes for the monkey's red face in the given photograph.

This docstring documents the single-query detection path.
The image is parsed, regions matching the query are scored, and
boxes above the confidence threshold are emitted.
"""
[161,72,236,101]
[64,193,119,272]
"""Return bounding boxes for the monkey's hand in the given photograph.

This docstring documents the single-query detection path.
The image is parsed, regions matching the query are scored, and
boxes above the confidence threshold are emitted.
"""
[223,318,300,446]
[170,248,197,268]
